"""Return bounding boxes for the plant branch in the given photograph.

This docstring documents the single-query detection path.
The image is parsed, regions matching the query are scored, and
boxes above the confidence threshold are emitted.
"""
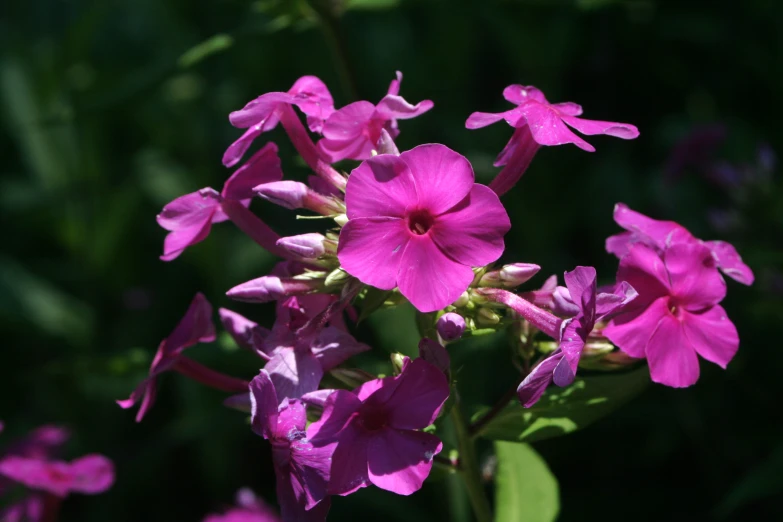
[451,398,493,522]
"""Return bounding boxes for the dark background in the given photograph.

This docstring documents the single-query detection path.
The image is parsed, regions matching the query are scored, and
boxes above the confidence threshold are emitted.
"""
[1,0,781,520]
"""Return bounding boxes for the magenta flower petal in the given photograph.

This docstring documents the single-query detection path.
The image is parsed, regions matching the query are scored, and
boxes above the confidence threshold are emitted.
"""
[664,243,726,309]
[289,441,332,510]
[399,145,474,215]
[222,143,283,201]
[66,455,115,495]
[310,327,370,371]
[367,429,441,495]
[337,217,409,291]
[397,235,475,312]
[615,244,671,308]
[325,425,370,496]
[706,240,755,285]
[604,296,670,359]
[265,349,324,402]
[344,154,418,219]
[646,312,701,387]
[218,308,269,355]
[418,338,451,373]
[229,92,294,128]
[502,84,547,104]
[307,390,363,440]
[522,102,594,151]
[223,125,266,168]
[160,221,214,261]
[320,101,375,141]
[609,203,694,256]
[465,111,508,130]
[551,102,583,116]
[432,184,510,266]
[289,76,335,133]
[559,115,639,139]
[681,305,738,369]
[516,351,563,407]
[249,370,280,439]
[375,95,433,121]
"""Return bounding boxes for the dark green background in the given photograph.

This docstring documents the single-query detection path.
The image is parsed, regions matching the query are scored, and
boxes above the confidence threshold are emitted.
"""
[1,0,781,520]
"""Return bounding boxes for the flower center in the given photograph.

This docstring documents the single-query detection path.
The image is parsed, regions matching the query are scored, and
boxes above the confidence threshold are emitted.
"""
[407,209,435,235]
[359,408,388,432]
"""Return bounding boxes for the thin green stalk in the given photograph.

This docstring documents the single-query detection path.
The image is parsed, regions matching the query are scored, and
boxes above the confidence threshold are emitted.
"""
[451,400,493,522]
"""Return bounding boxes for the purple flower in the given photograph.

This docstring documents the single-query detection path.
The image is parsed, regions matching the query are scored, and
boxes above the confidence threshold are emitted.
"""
[517,267,636,407]
[203,489,281,522]
[307,358,449,496]
[317,72,433,163]
[466,84,639,195]
[603,242,739,387]
[607,203,754,286]
[437,313,466,341]
[337,144,511,312]
[249,371,332,522]
[224,76,335,167]
[158,143,284,261]
[218,308,270,357]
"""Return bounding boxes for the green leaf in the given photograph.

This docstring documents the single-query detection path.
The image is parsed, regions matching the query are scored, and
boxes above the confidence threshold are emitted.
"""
[494,441,559,522]
[178,34,234,69]
[475,367,649,442]
[344,0,400,10]
[357,287,392,323]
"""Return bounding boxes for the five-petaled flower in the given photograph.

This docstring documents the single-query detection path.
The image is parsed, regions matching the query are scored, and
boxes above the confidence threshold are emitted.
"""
[337,144,511,312]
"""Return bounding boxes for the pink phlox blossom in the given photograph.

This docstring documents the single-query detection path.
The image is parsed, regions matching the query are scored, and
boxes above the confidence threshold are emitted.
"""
[203,488,281,522]
[224,77,335,167]
[0,454,114,498]
[158,143,283,261]
[317,72,433,163]
[517,267,636,407]
[117,293,216,421]
[307,358,449,496]
[607,203,754,285]
[249,371,332,522]
[466,84,639,195]
[603,242,739,388]
[337,144,511,312]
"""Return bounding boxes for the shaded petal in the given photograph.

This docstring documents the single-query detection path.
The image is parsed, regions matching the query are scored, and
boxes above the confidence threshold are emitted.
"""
[560,115,639,139]
[317,135,373,163]
[266,349,323,402]
[290,75,335,133]
[706,240,754,285]
[307,390,362,441]
[222,142,283,201]
[277,471,331,522]
[161,220,214,261]
[223,125,265,168]
[521,102,594,151]
[517,351,562,407]
[418,338,450,374]
[595,281,638,318]
[604,297,670,359]
[664,243,726,309]
[399,144,474,215]
[0,457,71,496]
[375,95,433,120]
[345,154,418,219]
[554,319,586,387]
[681,305,739,369]
[465,111,506,129]
[489,126,541,196]
[337,217,409,290]
[249,370,279,439]
[605,231,635,258]
[397,235,474,313]
[615,244,671,309]
[326,425,370,496]
[646,312,700,387]
[162,293,216,355]
[310,327,370,371]
[367,429,441,495]
[219,308,269,356]
[290,439,333,509]
[431,184,510,267]
[276,400,307,440]
[564,266,597,319]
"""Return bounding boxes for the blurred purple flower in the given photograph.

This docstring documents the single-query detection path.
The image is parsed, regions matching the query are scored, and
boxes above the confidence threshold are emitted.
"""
[203,489,281,522]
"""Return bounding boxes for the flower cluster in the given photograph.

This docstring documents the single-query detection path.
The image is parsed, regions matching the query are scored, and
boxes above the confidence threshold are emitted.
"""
[0,423,114,521]
[120,72,752,521]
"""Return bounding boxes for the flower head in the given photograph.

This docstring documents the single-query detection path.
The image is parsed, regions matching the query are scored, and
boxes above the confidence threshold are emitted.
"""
[158,143,283,261]
[337,144,511,312]
[224,76,335,167]
[466,84,639,195]
[607,203,754,285]
[317,72,433,163]
[249,371,332,522]
[603,242,739,387]
[307,358,449,496]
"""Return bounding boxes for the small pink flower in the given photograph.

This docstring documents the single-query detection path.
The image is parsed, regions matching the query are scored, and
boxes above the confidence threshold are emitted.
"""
[158,143,284,261]
[308,358,449,496]
[337,144,511,312]
[317,72,433,163]
[224,76,335,167]
[203,489,281,522]
[466,84,639,195]
[607,203,754,285]
[604,242,739,387]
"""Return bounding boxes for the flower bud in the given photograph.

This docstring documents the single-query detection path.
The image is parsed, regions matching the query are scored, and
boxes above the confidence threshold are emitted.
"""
[390,352,410,375]
[324,268,350,288]
[418,338,450,374]
[276,233,327,259]
[478,263,541,288]
[476,307,500,326]
[437,312,466,341]
[226,275,322,303]
[333,213,349,227]
[255,181,343,215]
[453,291,470,308]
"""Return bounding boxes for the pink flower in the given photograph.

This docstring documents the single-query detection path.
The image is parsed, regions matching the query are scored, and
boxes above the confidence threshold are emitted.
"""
[158,143,284,261]
[607,203,754,285]
[517,266,636,407]
[466,84,639,195]
[224,76,335,167]
[118,293,249,421]
[603,242,739,387]
[203,489,281,522]
[307,358,449,496]
[317,72,433,163]
[337,144,511,312]
[249,371,332,522]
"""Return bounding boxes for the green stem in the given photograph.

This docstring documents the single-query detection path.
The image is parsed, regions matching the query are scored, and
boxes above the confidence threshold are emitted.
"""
[451,399,493,522]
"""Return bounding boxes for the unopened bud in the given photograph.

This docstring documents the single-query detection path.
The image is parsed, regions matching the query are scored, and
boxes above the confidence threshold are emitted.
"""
[476,307,500,326]
[255,181,343,215]
[454,291,470,308]
[437,312,466,341]
[226,275,321,303]
[479,263,541,288]
[330,368,375,388]
[390,352,410,375]
[276,233,327,259]
[333,213,349,227]
[418,338,450,374]
[324,268,350,287]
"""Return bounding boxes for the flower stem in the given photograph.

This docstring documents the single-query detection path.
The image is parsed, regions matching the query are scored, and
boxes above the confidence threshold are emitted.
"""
[468,384,518,438]
[451,399,493,522]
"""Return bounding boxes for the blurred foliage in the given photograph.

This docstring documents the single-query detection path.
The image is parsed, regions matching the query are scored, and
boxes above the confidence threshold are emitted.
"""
[1,0,781,520]
[494,441,559,522]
